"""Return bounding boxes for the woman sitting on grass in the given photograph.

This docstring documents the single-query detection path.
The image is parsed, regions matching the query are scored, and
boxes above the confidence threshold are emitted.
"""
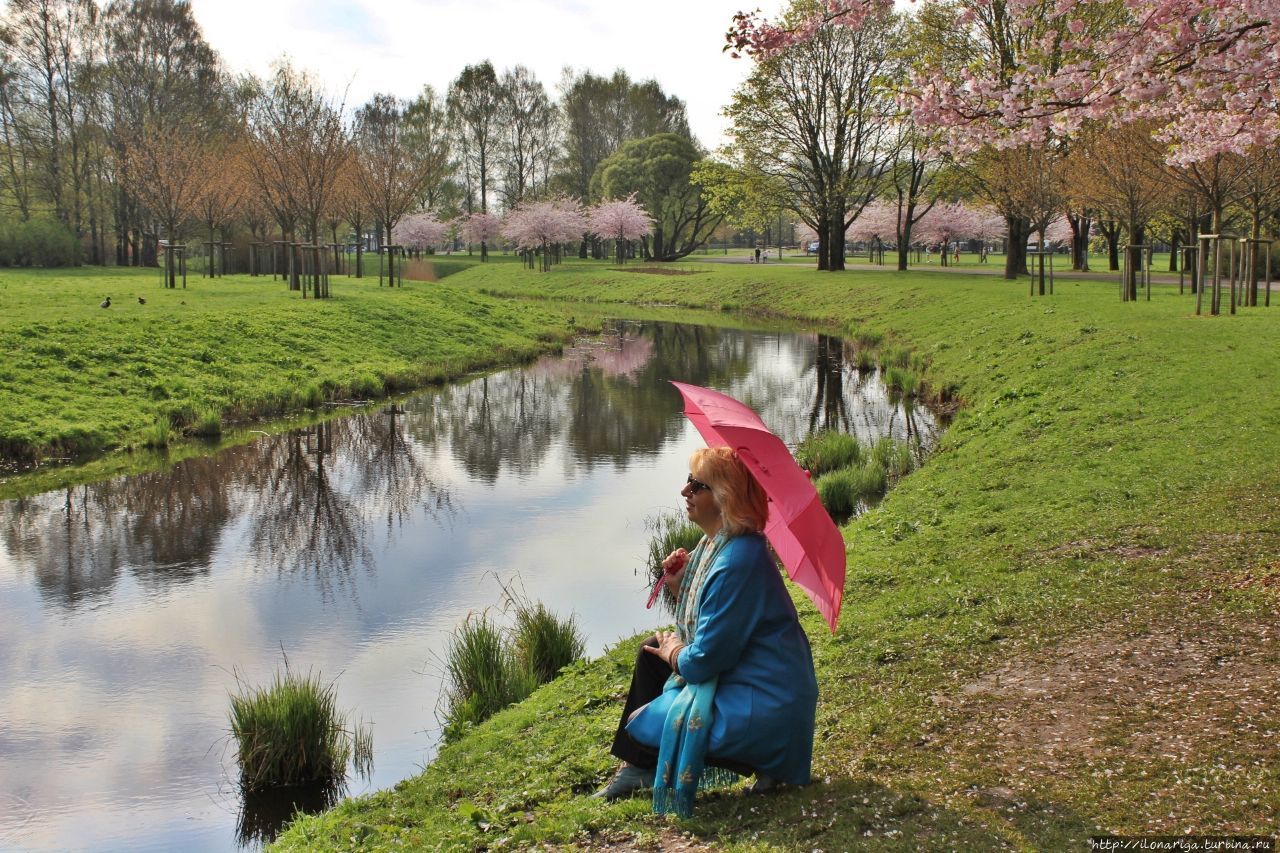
[594,447,819,815]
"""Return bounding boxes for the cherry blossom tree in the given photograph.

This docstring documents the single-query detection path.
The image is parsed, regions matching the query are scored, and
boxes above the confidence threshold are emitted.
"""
[503,198,588,272]
[393,211,448,253]
[729,1,1280,165]
[459,212,503,259]
[915,201,982,266]
[589,195,654,264]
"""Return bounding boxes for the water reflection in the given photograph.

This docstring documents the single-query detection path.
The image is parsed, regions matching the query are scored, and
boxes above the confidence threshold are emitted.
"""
[0,320,939,852]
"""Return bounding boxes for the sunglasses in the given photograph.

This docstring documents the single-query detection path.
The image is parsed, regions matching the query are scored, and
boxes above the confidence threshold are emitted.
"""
[685,473,711,494]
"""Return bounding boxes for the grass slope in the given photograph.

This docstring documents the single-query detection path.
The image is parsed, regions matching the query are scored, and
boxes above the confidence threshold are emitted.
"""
[0,266,574,499]
[275,260,1279,851]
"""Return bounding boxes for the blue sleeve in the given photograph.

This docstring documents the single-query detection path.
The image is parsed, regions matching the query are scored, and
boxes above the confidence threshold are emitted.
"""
[675,540,767,684]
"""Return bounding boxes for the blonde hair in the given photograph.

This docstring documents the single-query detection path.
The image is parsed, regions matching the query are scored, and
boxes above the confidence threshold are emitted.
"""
[690,447,769,537]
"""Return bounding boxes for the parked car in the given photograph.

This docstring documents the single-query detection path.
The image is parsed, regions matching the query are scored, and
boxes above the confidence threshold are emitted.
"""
[806,241,820,255]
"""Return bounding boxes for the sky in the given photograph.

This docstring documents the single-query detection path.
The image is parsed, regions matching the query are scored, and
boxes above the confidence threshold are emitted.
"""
[187,0,788,151]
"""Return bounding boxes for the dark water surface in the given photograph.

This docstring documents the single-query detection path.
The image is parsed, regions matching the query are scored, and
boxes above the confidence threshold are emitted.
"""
[0,320,937,852]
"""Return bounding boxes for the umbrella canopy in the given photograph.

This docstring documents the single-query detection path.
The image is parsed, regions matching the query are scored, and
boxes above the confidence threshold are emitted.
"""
[672,381,844,632]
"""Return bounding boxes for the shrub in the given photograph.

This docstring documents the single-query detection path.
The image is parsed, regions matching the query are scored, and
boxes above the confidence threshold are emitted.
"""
[0,217,81,267]
[643,509,704,612]
[228,663,372,793]
[795,429,863,476]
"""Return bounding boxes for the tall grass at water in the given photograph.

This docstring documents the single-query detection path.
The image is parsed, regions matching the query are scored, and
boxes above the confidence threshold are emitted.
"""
[644,508,704,612]
[228,664,372,793]
[142,415,169,448]
[812,436,917,520]
[884,366,920,398]
[795,429,864,475]
[441,594,584,741]
[854,348,877,371]
[512,601,586,685]
[815,463,888,519]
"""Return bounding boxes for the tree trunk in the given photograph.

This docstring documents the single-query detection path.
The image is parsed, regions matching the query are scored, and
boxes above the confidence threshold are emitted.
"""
[1004,215,1028,280]
[827,200,846,271]
[815,214,829,271]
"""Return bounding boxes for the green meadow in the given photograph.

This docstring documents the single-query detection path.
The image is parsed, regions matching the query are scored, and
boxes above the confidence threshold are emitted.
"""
[265,260,1278,849]
[2,259,1276,848]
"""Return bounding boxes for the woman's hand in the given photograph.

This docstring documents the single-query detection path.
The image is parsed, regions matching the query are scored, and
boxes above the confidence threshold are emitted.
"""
[642,629,685,672]
[662,548,688,596]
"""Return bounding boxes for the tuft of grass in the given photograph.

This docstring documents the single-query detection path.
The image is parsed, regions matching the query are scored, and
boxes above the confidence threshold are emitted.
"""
[142,414,169,448]
[854,348,877,371]
[884,365,920,398]
[870,435,916,481]
[191,409,222,437]
[511,601,586,685]
[795,429,864,475]
[643,509,704,612]
[228,663,372,793]
[815,462,888,518]
[854,329,884,349]
[878,346,911,371]
[441,612,535,742]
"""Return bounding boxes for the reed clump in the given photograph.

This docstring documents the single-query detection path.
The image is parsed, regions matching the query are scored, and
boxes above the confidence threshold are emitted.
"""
[806,431,917,520]
[795,429,865,475]
[441,591,585,741]
[228,663,372,793]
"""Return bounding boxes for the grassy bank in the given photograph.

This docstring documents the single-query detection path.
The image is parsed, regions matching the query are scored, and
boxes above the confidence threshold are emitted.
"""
[275,260,1279,850]
[0,266,576,499]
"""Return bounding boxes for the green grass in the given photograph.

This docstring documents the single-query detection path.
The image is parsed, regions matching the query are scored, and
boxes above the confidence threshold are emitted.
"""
[229,663,372,793]
[272,258,1280,850]
[0,266,577,499]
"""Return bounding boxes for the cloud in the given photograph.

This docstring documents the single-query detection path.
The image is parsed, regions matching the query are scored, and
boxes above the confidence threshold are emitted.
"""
[189,0,787,148]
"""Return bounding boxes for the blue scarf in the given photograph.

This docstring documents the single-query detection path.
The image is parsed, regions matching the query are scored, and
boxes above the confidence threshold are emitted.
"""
[652,531,740,817]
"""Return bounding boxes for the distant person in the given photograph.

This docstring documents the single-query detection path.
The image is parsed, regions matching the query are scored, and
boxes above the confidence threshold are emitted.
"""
[754,247,761,264]
[594,448,818,812]
[980,246,988,263]
[953,247,961,263]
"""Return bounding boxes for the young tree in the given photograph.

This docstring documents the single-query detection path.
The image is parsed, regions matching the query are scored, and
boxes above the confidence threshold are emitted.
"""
[393,210,447,253]
[692,154,791,259]
[732,1,1280,165]
[121,117,213,286]
[503,197,587,271]
[915,201,980,266]
[459,211,501,257]
[403,84,454,211]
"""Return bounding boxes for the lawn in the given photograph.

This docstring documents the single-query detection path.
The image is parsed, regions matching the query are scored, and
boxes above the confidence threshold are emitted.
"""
[273,260,1280,850]
[0,265,575,498]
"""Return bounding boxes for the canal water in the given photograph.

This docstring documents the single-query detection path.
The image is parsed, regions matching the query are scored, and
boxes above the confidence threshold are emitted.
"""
[0,320,937,851]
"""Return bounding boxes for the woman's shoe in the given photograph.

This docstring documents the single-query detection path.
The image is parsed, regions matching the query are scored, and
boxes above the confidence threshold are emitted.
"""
[592,764,656,800]
[747,773,778,794]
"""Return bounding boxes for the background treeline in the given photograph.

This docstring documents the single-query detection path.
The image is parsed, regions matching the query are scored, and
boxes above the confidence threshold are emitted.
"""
[0,0,694,268]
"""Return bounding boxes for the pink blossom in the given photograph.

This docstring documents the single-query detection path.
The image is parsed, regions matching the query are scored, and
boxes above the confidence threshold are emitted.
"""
[589,194,654,242]
[460,212,503,246]
[393,211,448,251]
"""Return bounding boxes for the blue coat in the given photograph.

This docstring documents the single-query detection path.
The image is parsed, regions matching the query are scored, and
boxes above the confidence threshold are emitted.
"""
[626,533,818,785]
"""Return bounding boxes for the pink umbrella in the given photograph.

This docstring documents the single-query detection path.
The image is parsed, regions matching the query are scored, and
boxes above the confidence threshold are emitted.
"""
[672,381,845,632]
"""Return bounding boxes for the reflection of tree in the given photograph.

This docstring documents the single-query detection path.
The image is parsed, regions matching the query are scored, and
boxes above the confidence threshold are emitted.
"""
[246,422,370,597]
[414,372,564,484]
[0,452,243,608]
[353,406,454,532]
[808,334,851,433]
